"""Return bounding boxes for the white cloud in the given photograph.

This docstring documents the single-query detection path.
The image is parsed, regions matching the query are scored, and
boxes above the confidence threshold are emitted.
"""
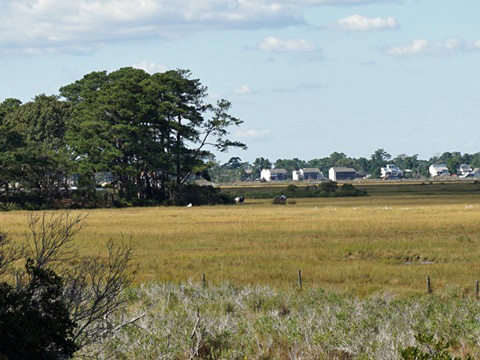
[331,14,398,32]
[276,0,400,4]
[289,0,400,4]
[133,61,167,74]
[0,0,401,55]
[257,36,317,53]
[385,38,477,57]
[234,85,253,95]
[0,0,304,55]
[236,129,271,139]
[471,40,480,49]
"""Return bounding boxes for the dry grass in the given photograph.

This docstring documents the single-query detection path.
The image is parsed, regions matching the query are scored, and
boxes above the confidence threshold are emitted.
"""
[2,195,480,296]
[80,283,480,359]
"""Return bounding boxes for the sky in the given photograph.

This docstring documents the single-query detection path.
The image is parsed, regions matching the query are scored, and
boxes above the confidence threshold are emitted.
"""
[1,0,479,163]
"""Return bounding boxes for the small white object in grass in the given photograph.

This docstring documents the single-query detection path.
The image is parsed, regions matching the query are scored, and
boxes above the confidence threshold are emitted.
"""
[186,203,192,207]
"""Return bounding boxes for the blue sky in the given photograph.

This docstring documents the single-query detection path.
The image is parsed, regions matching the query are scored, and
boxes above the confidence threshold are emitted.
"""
[1,0,479,163]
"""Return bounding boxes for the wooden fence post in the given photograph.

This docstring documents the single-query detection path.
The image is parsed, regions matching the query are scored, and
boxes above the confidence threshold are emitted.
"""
[476,280,479,298]
[202,273,206,288]
[15,271,20,290]
[427,275,432,294]
[298,270,302,290]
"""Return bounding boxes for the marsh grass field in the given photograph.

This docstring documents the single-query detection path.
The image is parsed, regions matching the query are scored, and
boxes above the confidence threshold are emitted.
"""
[2,182,480,296]
[4,183,480,358]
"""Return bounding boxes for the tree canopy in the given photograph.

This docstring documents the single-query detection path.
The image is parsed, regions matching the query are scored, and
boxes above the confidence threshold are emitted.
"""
[0,68,246,207]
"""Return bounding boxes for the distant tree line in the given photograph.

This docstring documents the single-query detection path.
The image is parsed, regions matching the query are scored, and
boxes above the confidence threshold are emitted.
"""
[0,68,245,208]
[209,149,480,183]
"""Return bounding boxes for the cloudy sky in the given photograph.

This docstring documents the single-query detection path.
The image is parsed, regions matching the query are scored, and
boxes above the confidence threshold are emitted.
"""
[1,0,479,162]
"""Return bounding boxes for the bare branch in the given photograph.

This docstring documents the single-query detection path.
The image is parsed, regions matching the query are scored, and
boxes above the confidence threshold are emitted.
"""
[25,211,87,270]
[0,231,24,279]
[62,237,134,348]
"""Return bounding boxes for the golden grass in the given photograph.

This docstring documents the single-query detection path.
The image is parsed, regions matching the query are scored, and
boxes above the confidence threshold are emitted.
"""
[2,195,480,296]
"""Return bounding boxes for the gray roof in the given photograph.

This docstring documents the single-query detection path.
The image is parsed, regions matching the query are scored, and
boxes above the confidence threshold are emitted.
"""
[430,164,448,170]
[270,168,287,174]
[302,168,321,173]
[330,167,356,172]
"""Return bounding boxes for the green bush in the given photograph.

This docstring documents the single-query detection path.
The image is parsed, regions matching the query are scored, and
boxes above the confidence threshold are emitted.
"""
[0,260,78,359]
[166,184,235,206]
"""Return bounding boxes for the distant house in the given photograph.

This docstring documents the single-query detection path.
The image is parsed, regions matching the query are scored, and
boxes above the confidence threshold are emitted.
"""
[292,168,324,181]
[429,164,450,177]
[260,168,288,181]
[472,168,480,178]
[457,164,473,177]
[380,164,403,179]
[329,167,358,181]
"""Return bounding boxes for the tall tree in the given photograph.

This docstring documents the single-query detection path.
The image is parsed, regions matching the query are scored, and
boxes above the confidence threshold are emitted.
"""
[60,67,245,202]
[0,95,72,200]
[252,157,272,178]
[369,148,391,178]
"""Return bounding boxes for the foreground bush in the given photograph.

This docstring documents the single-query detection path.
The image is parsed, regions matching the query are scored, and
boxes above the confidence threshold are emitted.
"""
[0,212,134,359]
[83,283,480,359]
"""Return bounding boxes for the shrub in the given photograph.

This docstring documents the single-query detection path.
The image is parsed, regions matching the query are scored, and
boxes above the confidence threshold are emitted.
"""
[0,261,78,359]
[0,212,135,358]
[166,184,234,206]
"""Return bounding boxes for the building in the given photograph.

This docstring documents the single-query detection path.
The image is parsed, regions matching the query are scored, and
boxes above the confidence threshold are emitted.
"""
[457,164,473,177]
[380,164,403,179]
[328,167,357,181]
[472,168,480,178]
[429,164,450,177]
[292,168,324,181]
[260,168,288,181]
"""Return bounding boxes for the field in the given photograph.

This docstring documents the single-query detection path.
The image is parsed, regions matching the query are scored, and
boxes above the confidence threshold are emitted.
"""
[4,183,480,358]
[2,182,480,296]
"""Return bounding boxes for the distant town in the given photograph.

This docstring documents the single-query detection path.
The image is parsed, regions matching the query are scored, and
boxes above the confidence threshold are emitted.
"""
[207,149,480,183]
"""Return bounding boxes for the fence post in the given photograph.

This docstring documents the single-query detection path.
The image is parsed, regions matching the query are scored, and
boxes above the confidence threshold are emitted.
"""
[298,270,302,290]
[15,271,20,290]
[202,273,206,288]
[476,280,479,298]
[427,275,432,294]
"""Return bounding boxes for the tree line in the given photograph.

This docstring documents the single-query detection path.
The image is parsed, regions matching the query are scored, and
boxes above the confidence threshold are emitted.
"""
[209,149,480,183]
[0,68,245,207]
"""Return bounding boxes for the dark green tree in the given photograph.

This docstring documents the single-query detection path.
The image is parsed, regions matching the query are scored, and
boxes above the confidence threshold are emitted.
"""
[0,98,22,125]
[252,157,272,178]
[0,95,72,201]
[60,68,245,203]
[274,158,307,172]
[369,148,391,178]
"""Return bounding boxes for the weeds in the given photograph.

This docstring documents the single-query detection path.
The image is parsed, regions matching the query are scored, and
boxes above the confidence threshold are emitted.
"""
[81,283,480,359]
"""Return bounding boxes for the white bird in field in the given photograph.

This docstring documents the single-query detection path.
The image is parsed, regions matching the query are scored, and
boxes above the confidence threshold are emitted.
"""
[186,203,192,207]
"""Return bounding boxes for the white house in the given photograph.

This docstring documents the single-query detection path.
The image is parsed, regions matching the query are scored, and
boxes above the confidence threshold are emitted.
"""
[457,164,473,177]
[429,164,450,177]
[260,168,288,181]
[292,168,324,181]
[380,164,403,179]
[292,170,301,181]
[329,167,357,181]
